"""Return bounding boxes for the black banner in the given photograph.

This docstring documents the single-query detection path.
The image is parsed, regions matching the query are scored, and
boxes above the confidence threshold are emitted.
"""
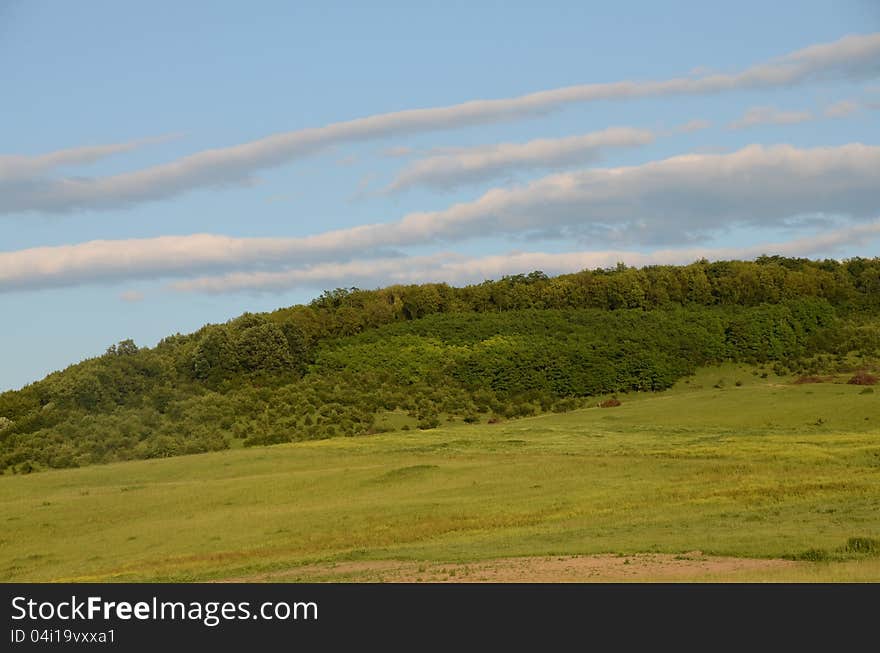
[2,583,876,650]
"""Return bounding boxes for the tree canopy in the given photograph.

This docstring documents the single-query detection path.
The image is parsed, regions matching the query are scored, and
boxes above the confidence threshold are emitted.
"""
[1,256,878,473]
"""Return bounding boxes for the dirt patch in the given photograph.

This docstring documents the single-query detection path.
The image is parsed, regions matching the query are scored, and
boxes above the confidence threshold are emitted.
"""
[220,553,799,583]
[848,371,878,386]
[793,375,833,384]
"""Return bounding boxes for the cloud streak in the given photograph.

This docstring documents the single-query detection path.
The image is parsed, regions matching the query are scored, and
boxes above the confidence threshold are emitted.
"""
[4,32,880,214]
[1,143,878,292]
[677,119,712,133]
[377,143,880,248]
[119,290,145,303]
[824,99,861,117]
[0,233,400,292]
[729,106,814,129]
[385,127,654,192]
[170,221,880,294]
[0,134,178,182]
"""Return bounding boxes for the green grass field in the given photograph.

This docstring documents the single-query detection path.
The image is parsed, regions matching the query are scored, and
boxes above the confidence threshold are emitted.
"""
[2,364,879,582]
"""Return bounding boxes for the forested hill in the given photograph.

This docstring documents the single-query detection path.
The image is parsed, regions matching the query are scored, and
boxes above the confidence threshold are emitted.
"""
[2,256,880,474]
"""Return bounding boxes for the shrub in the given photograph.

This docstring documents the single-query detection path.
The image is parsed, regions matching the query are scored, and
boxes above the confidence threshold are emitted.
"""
[551,398,577,413]
[599,398,622,408]
[417,416,440,430]
[787,548,830,562]
[844,537,880,555]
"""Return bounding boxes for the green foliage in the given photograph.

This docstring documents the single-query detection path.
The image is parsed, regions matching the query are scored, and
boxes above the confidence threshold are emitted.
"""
[2,256,879,473]
[787,548,832,562]
[844,537,880,555]
[192,327,240,381]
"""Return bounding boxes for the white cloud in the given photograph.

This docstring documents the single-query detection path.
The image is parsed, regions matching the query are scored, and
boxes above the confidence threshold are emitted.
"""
[824,99,861,117]
[382,146,415,158]
[376,143,880,248]
[4,32,880,214]
[729,106,813,129]
[1,143,878,292]
[170,221,880,294]
[0,233,395,292]
[119,290,145,302]
[385,127,654,192]
[0,134,178,182]
[728,97,869,127]
[677,119,712,133]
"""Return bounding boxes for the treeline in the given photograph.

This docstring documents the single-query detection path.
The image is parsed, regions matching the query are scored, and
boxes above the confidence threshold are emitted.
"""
[1,256,879,473]
[268,255,880,343]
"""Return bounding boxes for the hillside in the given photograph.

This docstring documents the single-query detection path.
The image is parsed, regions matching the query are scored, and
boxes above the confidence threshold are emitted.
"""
[2,364,878,582]
[1,256,880,474]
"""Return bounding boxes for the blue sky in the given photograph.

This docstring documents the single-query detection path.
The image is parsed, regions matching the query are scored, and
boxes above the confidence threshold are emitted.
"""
[1,0,879,391]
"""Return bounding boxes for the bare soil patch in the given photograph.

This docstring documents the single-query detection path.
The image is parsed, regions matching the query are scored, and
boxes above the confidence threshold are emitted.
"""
[848,371,878,386]
[221,553,799,583]
[793,375,833,384]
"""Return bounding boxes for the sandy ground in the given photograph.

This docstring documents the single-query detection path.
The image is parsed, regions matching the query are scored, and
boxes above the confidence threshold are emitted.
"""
[221,552,799,583]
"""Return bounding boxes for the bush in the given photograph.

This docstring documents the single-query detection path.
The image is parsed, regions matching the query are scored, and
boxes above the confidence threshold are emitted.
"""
[844,537,880,555]
[417,416,440,430]
[599,398,622,408]
[787,548,830,562]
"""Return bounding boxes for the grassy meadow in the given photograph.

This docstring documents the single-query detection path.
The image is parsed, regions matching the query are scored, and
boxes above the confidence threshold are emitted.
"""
[2,364,879,582]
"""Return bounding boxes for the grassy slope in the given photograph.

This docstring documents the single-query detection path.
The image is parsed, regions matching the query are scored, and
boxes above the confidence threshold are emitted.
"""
[2,364,879,582]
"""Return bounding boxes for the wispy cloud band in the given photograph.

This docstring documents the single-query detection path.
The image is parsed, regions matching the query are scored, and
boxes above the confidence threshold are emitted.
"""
[3,32,879,214]
[1,143,878,292]
[729,106,814,129]
[385,127,654,192]
[0,134,178,182]
[170,220,880,293]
